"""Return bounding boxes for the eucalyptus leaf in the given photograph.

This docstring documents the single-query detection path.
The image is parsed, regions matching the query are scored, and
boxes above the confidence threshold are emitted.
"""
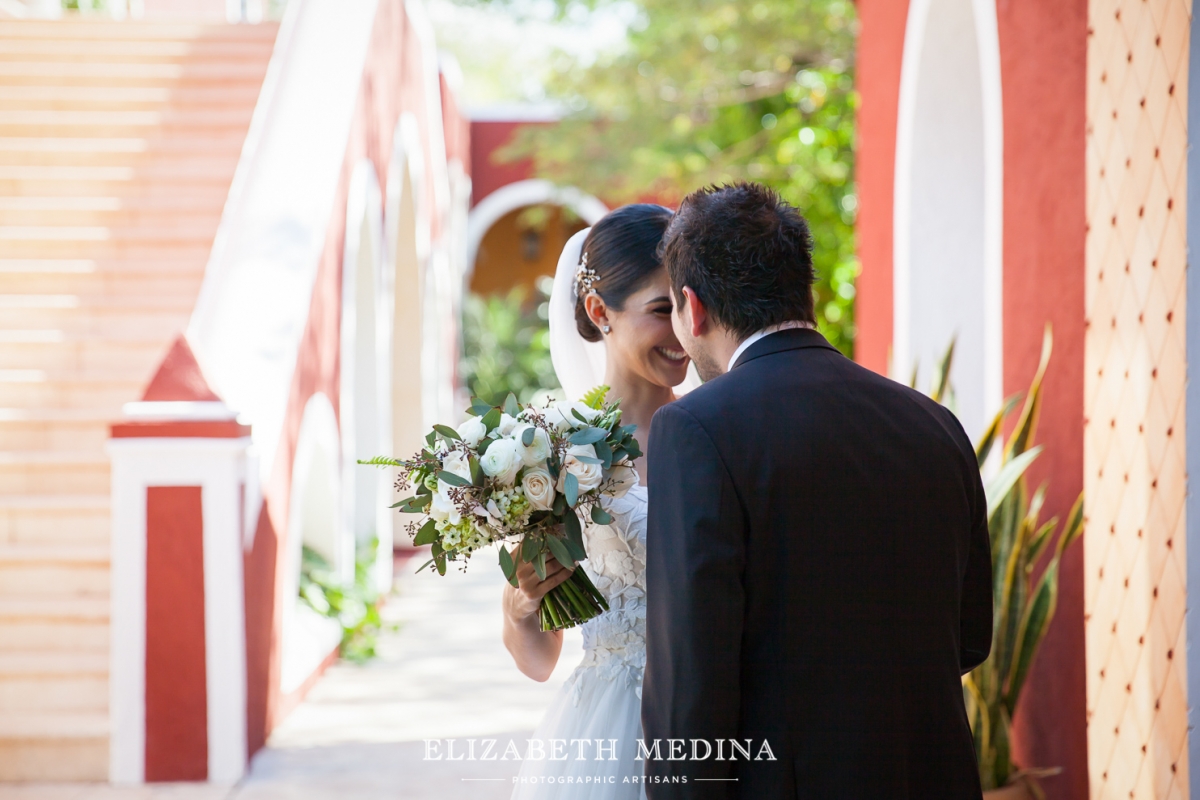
[532,550,547,581]
[433,424,461,441]
[563,511,584,554]
[469,454,483,486]
[546,534,575,569]
[470,397,494,416]
[591,505,613,525]
[570,427,607,446]
[564,472,579,507]
[413,519,438,546]
[522,426,536,446]
[499,545,518,587]
[481,408,502,432]
[572,455,604,465]
[438,470,473,488]
[504,393,520,417]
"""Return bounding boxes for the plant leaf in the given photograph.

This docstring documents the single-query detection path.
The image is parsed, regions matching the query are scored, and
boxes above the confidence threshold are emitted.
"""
[504,393,520,417]
[1004,560,1059,712]
[581,384,610,409]
[546,534,575,569]
[563,510,584,555]
[532,549,547,581]
[522,426,536,446]
[975,393,1023,466]
[433,424,461,441]
[469,454,483,486]
[569,426,607,445]
[481,408,502,432]
[564,472,579,507]
[438,470,472,488]
[591,505,613,525]
[932,337,956,405]
[1005,324,1053,460]
[470,397,494,416]
[498,545,518,587]
[985,447,1042,520]
[413,519,438,546]
[358,455,404,468]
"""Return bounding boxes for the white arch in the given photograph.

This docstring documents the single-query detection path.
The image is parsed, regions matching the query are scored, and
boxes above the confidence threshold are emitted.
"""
[339,159,390,596]
[281,392,344,695]
[466,179,609,278]
[893,0,1003,441]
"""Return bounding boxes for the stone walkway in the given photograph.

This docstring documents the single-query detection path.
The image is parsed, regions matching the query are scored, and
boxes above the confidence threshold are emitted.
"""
[0,556,583,800]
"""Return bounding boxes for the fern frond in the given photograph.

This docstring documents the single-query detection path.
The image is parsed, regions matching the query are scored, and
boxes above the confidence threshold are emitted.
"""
[581,384,610,410]
[358,456,404,468]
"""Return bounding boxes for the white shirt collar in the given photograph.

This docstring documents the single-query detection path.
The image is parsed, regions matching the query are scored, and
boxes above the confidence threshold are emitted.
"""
[727,321,814,372]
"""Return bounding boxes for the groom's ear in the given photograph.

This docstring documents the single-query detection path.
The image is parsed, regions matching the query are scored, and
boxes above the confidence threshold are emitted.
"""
[681,287,708,337]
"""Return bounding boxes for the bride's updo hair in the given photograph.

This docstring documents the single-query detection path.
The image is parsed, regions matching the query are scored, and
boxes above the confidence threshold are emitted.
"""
[574,203,674,342]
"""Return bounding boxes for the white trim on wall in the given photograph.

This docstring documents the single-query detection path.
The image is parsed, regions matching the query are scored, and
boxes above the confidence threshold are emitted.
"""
[465,179,609,279]
[108,435,251,784]
[893,0,1003,439]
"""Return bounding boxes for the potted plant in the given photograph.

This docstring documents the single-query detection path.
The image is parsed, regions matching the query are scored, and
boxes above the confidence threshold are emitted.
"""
[925,327,1083,800]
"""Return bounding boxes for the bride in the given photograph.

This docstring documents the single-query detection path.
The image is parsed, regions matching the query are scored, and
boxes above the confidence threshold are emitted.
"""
[502,204,693,799]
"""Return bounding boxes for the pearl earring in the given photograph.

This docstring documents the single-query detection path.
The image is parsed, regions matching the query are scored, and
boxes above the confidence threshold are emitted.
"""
[602,325,612,334]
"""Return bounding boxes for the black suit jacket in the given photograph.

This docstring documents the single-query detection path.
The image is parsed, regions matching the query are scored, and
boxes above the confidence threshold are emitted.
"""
[642,328,991,799]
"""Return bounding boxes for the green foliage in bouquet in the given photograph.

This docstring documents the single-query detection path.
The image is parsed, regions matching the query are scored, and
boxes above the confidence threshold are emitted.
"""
[298,536,393,664]
[930,328,1083,795]
[361,388,641,632]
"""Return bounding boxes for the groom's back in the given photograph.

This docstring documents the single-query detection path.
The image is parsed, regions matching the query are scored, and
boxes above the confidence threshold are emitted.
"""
[644,327,990,799]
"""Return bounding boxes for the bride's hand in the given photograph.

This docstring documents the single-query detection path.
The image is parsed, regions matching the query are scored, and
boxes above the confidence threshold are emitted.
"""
[504,544,574,623]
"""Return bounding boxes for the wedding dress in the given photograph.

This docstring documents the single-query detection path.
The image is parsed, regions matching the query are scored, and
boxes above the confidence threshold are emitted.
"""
[510,483,650,799]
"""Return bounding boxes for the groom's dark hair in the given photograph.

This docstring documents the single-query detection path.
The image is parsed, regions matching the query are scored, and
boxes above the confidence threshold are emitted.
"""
[660,182,815,339]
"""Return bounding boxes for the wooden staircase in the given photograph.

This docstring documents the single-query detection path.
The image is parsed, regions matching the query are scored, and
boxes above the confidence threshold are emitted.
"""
[0,18,277,780]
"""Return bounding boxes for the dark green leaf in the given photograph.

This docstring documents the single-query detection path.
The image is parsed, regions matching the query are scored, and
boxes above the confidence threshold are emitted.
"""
[546,534,575,569]
[564,472,579,507]
[389,495,416,509]
[477,437,493,455]
[532,550,547,581]
[434,553,447,576]
[438,470,472,488]
[569,427,607,445]
[572,455,604,465]
[591,505,613,525]
[521,534,539,564]
[562,511,584,556]
[469,454,483,486]
[498,545,519,587]
[481,408,502,432]
[593,439,613,469]
[433,424,461,441]
[522,426,536,446]
[425,431,436,447]
[413,519,438,546]
[470,398,494,416]
[552,492,566,515]
[504,393,520,417]
[571,407,590,424]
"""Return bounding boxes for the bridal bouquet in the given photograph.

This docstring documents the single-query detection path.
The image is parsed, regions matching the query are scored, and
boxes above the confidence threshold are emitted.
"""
[361,387,640,631]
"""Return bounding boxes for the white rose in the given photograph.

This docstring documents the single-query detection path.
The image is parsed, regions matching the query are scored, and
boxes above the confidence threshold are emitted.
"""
[554,401,600,429]
[456,417,487,448]
[429,484,461,525]
[497,413,520,436]
[480,438,522,486]
[515,424,552,467]
[605,462,639,498]
[521,467,556,511]
[541,405,572,434]
[559,443,603,493]
[442,450,472,482]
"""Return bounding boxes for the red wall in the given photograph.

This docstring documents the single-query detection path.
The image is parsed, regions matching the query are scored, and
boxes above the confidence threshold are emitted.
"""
[145,486,208,781]
[853,2,1089,797]
[241,0,470,755]
[996,4,1088,799]
[469,120,540,207]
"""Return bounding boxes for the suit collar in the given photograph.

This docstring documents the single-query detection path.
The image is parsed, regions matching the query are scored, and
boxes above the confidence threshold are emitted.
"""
[730,327,839,370]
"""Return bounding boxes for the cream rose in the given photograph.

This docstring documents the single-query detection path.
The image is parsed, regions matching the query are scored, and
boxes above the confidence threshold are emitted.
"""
[442,450,472,482]
[497,413,520,436]
[515,424,552,467]
[559,443,603,493]
[604,462,639,498]
[480,437,522,485]
[521,467,556,511]
[456,416,487,448]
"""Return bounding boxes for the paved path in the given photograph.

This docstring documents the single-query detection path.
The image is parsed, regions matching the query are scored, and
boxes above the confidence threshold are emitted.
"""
[0,556,583,800]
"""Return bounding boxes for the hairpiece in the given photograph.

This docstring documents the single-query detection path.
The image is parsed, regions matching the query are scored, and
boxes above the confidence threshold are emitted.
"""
[574,250,599,296]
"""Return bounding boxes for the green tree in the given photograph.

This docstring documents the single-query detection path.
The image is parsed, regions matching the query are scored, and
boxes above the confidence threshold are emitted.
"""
[496,0,859,354]
[460,281,562,405]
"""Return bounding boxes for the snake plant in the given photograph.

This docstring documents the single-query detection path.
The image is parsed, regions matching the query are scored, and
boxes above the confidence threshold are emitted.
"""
[927,327,1084,795]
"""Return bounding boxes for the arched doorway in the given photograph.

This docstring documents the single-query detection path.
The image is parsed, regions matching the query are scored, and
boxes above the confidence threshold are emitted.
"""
[467,179,607,294]
[893,0,1003,440]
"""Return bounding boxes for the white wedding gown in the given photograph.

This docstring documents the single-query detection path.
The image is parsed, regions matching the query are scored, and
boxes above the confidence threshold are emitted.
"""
[511,484,650,800]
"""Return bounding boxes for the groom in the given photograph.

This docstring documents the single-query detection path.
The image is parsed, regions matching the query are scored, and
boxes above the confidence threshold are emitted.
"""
[642,183,992,798]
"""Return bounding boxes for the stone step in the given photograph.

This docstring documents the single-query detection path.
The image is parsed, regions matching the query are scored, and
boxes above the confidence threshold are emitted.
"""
[0,20,279,41]
[0,59,272,85]
[0,413,111,450]
[0,376,144,408]
[0,451,110,495]
[0,37,275,62]
[0,493,110,546]
[0,83,263,109]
